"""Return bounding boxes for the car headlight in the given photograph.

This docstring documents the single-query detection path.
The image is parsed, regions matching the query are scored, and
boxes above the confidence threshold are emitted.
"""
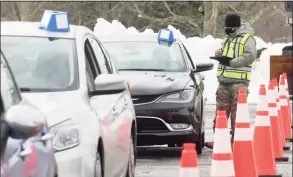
[156,90,194,103]
[50,119,80,152]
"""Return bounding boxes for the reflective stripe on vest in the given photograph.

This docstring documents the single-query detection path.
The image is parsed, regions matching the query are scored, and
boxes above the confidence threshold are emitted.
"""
[217,33,253,81]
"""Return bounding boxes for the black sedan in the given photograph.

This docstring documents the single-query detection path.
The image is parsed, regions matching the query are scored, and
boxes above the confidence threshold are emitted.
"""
[100,34,213,154]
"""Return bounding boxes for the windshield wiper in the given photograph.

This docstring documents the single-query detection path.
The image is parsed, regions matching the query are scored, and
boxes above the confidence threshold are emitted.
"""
[118,68,166,71]
[20,87,31,92]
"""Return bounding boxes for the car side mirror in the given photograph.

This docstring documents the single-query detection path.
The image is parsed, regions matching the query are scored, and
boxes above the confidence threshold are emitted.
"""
[192,63,214,73]
[5,104,46,140]
[90,74,127,96]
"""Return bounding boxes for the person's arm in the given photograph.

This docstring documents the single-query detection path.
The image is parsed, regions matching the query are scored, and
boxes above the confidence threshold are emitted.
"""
[229,37,257,68]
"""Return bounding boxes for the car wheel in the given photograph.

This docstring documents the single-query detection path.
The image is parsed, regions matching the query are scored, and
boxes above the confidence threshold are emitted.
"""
[196,130,204,155]
[201,130,205,148]
[94,152,103,177]
[125,134,135,177]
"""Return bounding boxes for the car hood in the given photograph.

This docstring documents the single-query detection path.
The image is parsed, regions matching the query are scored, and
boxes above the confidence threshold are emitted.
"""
[119,71,191,95]
[22,91,85,127]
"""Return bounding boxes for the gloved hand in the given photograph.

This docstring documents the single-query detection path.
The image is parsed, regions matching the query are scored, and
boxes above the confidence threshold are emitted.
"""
[210,56,231,66]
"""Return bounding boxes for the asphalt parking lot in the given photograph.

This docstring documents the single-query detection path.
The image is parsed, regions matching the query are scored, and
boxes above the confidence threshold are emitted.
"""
[135,104,293,177]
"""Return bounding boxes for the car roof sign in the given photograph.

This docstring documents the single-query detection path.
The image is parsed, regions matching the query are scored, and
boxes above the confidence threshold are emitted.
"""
[157,29,175,47]
[39,10,70,32]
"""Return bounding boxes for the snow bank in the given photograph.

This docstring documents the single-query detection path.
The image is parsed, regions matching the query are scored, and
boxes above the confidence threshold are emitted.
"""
[94,18,292,104]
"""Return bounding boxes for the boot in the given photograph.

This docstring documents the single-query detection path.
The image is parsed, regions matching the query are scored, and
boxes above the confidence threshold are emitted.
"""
[205,141,214,149]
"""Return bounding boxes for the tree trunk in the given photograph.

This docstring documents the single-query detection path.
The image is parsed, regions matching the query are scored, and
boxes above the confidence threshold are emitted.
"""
[203,1,219,37]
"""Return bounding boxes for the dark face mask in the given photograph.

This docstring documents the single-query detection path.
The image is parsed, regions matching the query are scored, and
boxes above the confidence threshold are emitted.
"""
[225,28,236,35]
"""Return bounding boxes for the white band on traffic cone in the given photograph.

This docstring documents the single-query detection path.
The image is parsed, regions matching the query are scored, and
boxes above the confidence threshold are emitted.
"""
[268,89,276,103]
[268,106,278,117]
[234,127,253,141]
[213,129,232,153]
[179,168,199,177]
[211,160,235,176]
[257,95,269,111]
[280,97,288,106]
[255,114,270,126]
[279,84,287,96]
[235,104,249,123]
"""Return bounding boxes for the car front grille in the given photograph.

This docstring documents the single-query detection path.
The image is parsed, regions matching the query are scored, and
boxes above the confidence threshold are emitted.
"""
[131,95,161,104]
[137,118,169,133]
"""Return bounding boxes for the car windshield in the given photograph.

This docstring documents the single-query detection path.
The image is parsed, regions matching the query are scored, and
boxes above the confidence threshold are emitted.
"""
[102,41,187,72]
[1,36,79,92]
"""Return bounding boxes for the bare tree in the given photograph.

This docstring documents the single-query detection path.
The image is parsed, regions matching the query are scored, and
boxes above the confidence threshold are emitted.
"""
[202,1,219,37]
[1,1,290,42]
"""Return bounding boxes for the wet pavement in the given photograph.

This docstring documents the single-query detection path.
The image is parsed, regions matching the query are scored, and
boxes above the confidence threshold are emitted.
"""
[135,104,293,177]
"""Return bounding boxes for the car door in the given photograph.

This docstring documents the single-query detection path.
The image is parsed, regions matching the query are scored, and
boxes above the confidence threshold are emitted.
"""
[88,35,130,176]
[95,37,134,174]
[181,44,205,129]
[1,53,29,177]
[84,35,127,177]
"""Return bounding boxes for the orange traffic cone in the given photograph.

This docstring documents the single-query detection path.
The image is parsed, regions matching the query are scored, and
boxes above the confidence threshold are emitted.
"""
[268,81,289,162]
[279,78,292,142]
[233,90,258,177]
[272,78,290,151]
[281,73,292,129]
[253,85,281,177]
[211,110,235,177]
[179,143,200,177]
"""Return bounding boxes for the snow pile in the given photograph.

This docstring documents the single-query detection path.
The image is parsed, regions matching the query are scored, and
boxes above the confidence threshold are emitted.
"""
[94,18,292,104]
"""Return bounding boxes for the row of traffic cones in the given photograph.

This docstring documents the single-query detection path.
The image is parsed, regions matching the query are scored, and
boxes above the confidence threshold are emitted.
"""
[179,73,292,177]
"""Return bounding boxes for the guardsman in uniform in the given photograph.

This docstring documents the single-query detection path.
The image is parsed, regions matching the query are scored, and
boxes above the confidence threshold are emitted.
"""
[205,14,257,149]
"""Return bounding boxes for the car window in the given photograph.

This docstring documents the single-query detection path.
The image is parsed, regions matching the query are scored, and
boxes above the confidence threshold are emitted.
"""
[0,53,21,110]
[89,37,112,74]
[99,43,114,74]
[84,38,101,91]
[102,41,187,72]
[181,44,196,69]
[1,36,79,92]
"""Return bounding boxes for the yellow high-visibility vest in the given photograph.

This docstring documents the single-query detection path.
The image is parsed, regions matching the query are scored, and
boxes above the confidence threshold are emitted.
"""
[217,33,254,81]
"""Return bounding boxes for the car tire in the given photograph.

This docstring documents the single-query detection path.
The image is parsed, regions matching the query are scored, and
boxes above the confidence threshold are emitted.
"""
[94,152,103,177]
[196,131,204,155]
[195,98,205,154]
[125,134,135,177]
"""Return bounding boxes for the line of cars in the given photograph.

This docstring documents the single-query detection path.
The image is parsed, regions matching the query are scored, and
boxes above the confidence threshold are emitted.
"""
[0,9,213,177]
[1,10,136,177]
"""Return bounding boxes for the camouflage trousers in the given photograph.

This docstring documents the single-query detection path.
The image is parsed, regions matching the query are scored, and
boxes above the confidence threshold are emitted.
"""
[213,83,249,142]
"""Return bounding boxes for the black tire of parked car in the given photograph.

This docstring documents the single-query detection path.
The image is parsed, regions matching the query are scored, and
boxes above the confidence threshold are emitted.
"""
[196,130,205,155]
[195,98,205,155]
[94,151,103,177]
[125,134,135,177]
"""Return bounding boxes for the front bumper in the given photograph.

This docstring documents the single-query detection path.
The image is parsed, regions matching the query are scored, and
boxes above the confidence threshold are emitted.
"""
[54,145,95,177]
[135,101,202,145]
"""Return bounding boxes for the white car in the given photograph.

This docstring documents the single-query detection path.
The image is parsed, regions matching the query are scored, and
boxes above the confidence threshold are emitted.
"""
[1,50,58,177]
[1,10,136,177]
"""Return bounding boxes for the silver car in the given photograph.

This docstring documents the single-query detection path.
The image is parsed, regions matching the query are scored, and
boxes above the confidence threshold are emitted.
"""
[1,20,137,177]
[0,50,58,177]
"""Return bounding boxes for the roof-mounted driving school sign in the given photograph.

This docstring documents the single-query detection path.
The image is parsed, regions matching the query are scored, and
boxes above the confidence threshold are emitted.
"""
[39,10,70,32]
[157,29,175,47]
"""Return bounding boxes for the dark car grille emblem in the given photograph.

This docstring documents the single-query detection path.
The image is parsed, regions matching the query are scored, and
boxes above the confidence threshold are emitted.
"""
[131,95,161,104]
